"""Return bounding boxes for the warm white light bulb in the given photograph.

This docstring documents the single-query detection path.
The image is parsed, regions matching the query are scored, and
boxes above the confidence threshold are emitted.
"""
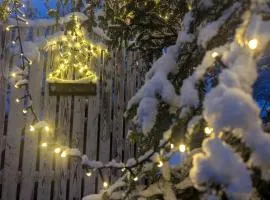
[133,177,138,181]
[211,51,219,58]
[170,143,174,149]
[157,161,163,168]
[16,98,20,103]
[204,127,213,135]
[103,181,108,188]
[179,144,186,153]
[61,151,67,158]
[41,142,48,148]
[29,125,35,132]
[44,126,50,132]
[248,39,258,50]
[23,109,28,114]
[54,147,61,154]
[11,72,16,77]
[86,172,92,177]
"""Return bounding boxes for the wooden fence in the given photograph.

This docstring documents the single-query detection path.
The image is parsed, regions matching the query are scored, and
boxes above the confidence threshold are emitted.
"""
[0,23,146,200]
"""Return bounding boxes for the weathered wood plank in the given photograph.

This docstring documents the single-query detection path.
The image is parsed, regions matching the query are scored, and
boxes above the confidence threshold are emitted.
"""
[37,26,57,200]
[54,96,71,200]
[69,96,85,200]
[2,29,26,200]
[98,49,113,191]
[19,27,43,200]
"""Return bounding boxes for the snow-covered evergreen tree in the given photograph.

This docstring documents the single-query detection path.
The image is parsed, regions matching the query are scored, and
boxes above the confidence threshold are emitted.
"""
[83,0,270,199]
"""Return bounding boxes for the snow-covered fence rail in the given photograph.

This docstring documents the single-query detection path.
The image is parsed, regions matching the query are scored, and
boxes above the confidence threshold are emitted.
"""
[0,24,146,200]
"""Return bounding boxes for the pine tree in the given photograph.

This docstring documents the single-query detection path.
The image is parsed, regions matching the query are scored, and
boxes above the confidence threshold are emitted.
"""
[84,0,270,199]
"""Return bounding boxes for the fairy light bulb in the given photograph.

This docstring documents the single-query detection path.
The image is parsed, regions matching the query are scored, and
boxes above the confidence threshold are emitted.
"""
[14,84,18,88]
[23,109,28,114]
[25,21,29,25]
[179,144,186,153]
[211,51,219,58]
[11,72,16,77]
[16,98,20,103]
[6,27,10,31]
[121,168,126,172]
[44,126,50,132]
[12,40,16,45]
[41,142,48,148]
[103,181,108,188]
[61,151,67,158]
[133,177,138,181]
[248,39,258,50]
[54,147,61,154]
[157,161,163,168]
[170,143,174,149]
[204,127,213,135]
[86,171,92,177]
[29,125,35,132]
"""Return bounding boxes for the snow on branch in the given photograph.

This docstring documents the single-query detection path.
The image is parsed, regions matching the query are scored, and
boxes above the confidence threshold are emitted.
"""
[197,2,241,47]
[127,11,195,135]
[190,137,252,200]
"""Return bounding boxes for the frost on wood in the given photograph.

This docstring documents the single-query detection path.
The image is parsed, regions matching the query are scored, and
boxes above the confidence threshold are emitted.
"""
[190,137,252,200]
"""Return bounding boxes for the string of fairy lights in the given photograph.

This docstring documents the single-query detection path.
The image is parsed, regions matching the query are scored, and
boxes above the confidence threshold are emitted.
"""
[2,0,261,192]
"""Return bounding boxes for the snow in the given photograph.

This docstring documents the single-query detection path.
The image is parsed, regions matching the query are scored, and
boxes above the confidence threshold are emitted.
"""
[127,10,196,135]
[197,3,240,47]
[92,27,111,41]
[190,137,252,200]
[81,155,103,168]
[15,79,28,87]
[33,121,49,130]
[5,12,88,27]
[179,76,199,108]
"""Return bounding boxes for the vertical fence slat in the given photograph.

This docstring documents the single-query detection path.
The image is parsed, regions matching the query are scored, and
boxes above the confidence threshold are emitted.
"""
[37,26,56,200]
[54,96,71,200]
[69,96,85,200]
[19,27,43,200]
[2,29,25,200]
[84,88,100,195]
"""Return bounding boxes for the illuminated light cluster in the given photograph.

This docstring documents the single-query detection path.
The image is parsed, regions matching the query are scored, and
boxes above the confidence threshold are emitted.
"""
[45,15,106,85]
